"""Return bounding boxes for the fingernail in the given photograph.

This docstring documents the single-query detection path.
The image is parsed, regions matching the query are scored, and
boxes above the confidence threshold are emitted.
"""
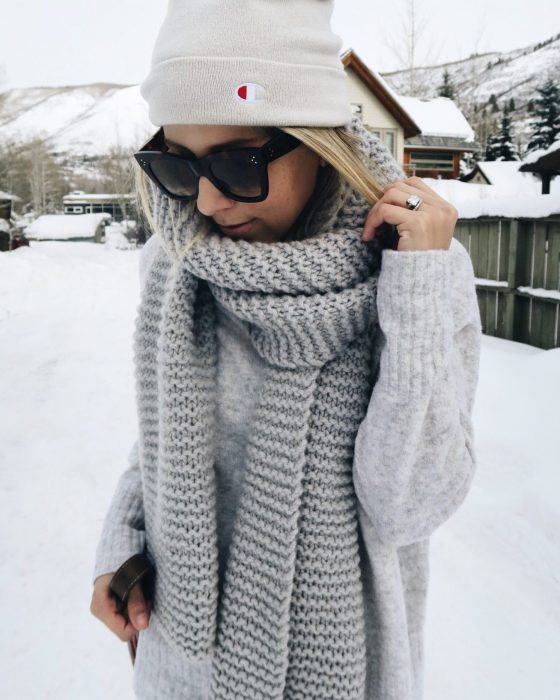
[136,613,148,628]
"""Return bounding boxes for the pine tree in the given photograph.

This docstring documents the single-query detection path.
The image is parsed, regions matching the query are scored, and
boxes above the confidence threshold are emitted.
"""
[485,111,520,161]
[508,97,515,112]
[489,94,499,113]
[485,133,501,161]
[526,78,560,152]
[496,111,520,160]
[437,68,455,99]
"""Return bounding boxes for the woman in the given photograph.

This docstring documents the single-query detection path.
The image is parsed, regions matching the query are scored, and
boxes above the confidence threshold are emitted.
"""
[90,1,482,698]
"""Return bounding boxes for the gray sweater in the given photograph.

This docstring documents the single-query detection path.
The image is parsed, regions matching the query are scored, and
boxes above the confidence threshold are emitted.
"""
[92,231,482,699]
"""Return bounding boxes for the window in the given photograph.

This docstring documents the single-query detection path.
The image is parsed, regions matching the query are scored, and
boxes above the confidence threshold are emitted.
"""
[383,131,395,156]
[409,151,454,171]
[367,127,397,158]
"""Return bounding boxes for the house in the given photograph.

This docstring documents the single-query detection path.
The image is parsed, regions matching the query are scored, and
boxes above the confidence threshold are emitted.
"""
[397,96,477,179]
[340,48,477,179]
[62,191,136,221]
[460,160,545,194]
[24,213,111,243]
[519,139,560,194]
[341,49,420,165]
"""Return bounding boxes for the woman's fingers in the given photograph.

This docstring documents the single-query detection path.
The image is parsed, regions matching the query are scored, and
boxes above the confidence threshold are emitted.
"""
[381,180,439,207]
[389,175,439,197]
[127,582,151,631]
[90,572,148,642]
[363,202,418,240]
[363,176,457,250]
[364,181,433,241]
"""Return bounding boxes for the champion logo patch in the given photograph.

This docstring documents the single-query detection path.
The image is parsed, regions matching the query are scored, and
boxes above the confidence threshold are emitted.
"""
[235,82,266,104]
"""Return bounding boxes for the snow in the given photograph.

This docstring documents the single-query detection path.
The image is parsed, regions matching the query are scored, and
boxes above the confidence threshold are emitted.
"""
[475,277,509,287]
[0,84,154,157]
[523,137,560,165]
[24,213,111,240]
[397,95,475,141]
[476,278,560,300]
[104,222,137,250]
[382,36,560,142]
[0,241,558,699]
[63,191,135,202]
[0,190,21,200]
[517,286,560,301]
[474,160,543,193]
[423,177,560,218]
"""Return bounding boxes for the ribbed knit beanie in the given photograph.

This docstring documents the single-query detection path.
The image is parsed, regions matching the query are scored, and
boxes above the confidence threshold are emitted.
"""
[140,0,353,127]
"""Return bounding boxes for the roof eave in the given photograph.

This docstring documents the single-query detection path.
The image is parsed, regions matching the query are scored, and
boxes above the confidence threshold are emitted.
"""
[404,143,478,152]
[341,49,421,138]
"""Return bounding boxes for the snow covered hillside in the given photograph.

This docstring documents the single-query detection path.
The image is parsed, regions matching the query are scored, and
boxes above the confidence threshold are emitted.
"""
[1,34,558,161]
[0,241,558,699]
[382,34,560,106]
[382,33,560,144]
[0,83,153,157]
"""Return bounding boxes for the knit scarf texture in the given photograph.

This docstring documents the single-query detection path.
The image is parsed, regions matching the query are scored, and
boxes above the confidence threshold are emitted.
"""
[133,115,404,699]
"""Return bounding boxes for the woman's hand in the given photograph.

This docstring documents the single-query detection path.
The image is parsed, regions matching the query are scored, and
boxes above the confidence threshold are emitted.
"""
[362,176,458,251]
[90,572,152,642]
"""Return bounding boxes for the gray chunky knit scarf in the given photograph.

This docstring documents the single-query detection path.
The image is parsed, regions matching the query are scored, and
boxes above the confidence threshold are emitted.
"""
[133,116,404,699]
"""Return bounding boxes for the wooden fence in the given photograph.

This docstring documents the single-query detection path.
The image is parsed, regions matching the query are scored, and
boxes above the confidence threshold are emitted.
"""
[454,216,560,350]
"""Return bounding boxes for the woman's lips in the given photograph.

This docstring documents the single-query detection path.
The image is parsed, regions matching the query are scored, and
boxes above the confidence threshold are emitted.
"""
[218,218,256,235]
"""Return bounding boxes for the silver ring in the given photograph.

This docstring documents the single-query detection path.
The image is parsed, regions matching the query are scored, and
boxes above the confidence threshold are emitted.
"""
[406,194,422,211]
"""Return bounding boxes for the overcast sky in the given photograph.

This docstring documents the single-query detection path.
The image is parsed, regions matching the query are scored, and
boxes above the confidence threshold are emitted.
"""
[1,0,558,89]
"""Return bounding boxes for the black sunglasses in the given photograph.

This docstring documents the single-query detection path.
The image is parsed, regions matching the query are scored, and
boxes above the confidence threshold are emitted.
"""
[134,127,302,203]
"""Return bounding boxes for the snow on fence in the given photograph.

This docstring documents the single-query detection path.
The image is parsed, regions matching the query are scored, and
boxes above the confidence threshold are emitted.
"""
[455,216,560,349]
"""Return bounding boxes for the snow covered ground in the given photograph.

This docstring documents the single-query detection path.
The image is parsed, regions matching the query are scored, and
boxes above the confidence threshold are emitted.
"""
[0,240,558,699]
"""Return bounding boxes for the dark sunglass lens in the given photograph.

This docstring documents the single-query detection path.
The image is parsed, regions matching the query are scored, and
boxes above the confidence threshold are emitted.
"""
[210,152,263,198]
[150,158,197,197]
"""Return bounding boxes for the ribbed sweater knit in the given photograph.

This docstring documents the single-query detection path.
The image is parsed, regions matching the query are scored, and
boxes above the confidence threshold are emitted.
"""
[93,209,482,700]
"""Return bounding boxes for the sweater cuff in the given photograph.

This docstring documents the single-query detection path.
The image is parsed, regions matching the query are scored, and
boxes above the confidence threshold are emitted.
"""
[376,247,454,398]
[91,531,146,586]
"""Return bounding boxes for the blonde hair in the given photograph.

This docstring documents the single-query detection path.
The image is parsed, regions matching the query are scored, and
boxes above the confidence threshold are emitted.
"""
[134,123,385,254]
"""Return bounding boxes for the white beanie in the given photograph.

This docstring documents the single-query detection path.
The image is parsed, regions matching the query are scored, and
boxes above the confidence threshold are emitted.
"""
[140,0,353,127]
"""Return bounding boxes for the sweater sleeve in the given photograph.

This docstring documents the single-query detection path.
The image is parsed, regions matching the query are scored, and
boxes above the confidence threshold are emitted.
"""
[91,440,145,585]
[352,236,482,548]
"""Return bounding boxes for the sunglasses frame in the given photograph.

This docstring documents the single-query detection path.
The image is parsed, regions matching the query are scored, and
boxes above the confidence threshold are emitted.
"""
[133,126,302,203]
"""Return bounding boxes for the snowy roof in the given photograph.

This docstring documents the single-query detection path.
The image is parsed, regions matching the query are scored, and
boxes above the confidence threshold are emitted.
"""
[63,191,135,202]
[473,161,544,193]
[24,213,111,240]
[405,134,477,151]
[396,96,475,141]
[523,138,560,165]
[424,177,560,219]
[0,190,21,201]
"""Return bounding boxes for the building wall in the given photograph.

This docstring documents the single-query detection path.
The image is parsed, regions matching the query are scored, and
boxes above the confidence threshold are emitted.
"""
[403,149,462,179]
[63,201,134,221]
[468,171,489,185]
[344,69,405,165]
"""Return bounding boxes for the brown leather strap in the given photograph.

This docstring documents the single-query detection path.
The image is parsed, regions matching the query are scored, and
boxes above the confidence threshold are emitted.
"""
[109,553,155,608]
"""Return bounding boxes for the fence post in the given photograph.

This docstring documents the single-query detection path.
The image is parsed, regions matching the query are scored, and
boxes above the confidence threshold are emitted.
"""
[503,219,519,340]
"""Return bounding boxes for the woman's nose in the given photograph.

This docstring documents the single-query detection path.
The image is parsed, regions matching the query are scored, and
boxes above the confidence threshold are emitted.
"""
[196,176,234,217]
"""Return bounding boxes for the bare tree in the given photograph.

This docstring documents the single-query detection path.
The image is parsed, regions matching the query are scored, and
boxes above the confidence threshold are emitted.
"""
[28,139,53,214]
[383,0,442,96]
[97,141,136,231]
[0,136,65,215]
